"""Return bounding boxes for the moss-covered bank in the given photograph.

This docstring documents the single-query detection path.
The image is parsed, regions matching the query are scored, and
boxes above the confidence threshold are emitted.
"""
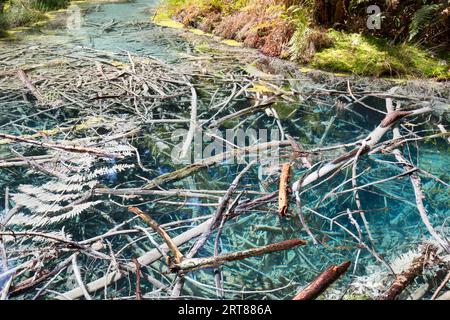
[0,0,69,33]
[157,0,450,78]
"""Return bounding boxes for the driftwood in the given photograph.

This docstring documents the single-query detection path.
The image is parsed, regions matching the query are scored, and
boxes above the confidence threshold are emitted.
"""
[171,238,307,273]
[292,261,351,300]
[131,258,142,300]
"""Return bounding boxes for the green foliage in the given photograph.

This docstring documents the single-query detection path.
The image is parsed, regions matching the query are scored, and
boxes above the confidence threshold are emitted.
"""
[408,4,443,41]
[312,30,449,77]
[0,0,69,31]
[286,5,312,60]
[30,0,70,12]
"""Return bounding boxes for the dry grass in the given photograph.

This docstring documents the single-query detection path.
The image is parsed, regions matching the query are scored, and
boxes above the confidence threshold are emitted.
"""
[171,0,295,57]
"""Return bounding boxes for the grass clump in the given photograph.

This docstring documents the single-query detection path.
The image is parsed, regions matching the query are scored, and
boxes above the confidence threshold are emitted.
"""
[0,0,69,31]
[311,30,449,78]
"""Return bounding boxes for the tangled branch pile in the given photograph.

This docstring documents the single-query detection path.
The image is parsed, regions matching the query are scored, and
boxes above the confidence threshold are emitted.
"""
[0,40,449,300]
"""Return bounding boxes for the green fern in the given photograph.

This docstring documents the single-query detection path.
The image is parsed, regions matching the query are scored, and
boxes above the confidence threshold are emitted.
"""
[408,4,442,42]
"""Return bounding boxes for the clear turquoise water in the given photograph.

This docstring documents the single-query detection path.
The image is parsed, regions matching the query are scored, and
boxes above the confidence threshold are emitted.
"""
[0,0,449,299]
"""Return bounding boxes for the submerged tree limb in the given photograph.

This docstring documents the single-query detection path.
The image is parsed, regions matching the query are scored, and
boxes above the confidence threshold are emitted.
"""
[292,106,432,193]
[128,206,184,264]
[59,218,214,299]
[292,261,351,300]
[142,140,290,189]
[378,245,438,300]
[171,238,307,273]
[386,99,450,254]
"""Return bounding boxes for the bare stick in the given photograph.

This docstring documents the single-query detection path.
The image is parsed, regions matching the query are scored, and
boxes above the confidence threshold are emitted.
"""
[278,163,291,217]
[71,254,92,300]
[60,218,213,299]
[431,270,450,300]
[292,106,432,193]
[132,258,142,300]
[143,140,289,189]
[0,133,117,158]
[17,69,43,102]
[387,99,449,254]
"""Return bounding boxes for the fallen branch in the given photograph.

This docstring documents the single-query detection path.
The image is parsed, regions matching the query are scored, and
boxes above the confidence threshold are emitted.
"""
[0,133,118,159]
[131,258,142,300]
[386,99,450,254]
[292,106,432,193]
[143,140,290,189]
[17,69,43,102]
[170,238,307,273]
[128,206,184,264]
[292,261,351,300]
[60,218,214,299]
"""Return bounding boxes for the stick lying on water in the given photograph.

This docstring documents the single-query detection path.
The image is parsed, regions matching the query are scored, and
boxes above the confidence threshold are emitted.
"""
[170,238,307,273]
[292,261,351,300]
[0,133,118,158]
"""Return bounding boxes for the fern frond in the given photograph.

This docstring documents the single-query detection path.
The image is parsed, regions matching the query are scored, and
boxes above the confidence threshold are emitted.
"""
[408,4,442,41]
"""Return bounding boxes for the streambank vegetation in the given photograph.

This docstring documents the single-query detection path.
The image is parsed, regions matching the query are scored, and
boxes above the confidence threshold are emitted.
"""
[0,0,69,32]
[157,0,450,78]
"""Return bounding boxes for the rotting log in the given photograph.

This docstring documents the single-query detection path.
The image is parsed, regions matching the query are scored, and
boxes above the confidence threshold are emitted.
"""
[292,261,351,300]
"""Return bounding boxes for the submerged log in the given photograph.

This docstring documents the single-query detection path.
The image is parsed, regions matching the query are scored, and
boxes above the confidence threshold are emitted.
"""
[293,261,351,300]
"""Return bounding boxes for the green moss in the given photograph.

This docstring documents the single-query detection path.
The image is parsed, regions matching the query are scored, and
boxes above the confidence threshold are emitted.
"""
[311,30,449,78]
